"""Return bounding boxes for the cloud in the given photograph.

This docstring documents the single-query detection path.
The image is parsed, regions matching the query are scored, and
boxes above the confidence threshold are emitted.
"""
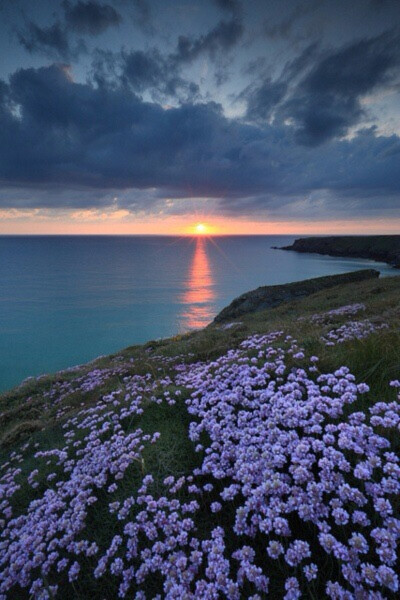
[121,49,200,101]
[18,21,85,60]
[213,0,241,15]
[245,79,287,122]
[17,2,122,59]
[281,32,400,145]
[242,56,267,76]
[87,9,245,100]
[130,0,153,33]
[90,47,200,102]
[243,33,400,146]
[89,13,245,101]
[174,18,243,64]
[0,63,399,222]
[2,64,260,194]
[120,49,165,92]
[63,1,122,35]
[0,79,9,108]
[263,0,319,40]
[242,43,318,123]
[369,0,400,14]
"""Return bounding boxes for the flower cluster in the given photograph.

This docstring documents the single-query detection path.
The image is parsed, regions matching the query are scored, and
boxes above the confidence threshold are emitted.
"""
[309,303,366,325]
[322,319,389,346]
[177,334,400,598]
[0,330,399,599]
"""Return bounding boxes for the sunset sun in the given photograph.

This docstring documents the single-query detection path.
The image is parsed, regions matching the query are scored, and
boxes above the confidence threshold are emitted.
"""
[185,221,219,236]
[194,223,208,235]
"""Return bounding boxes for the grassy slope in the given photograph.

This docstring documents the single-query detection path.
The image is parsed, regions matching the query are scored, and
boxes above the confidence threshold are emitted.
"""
[1,274,400,598]
[2,274,400,454]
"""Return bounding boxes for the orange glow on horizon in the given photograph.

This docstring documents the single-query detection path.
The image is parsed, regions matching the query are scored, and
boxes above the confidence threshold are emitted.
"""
[2,208,400,235]
[185,221,219,236]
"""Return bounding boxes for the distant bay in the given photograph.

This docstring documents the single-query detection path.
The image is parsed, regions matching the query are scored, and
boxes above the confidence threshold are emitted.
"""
[0,235,395,392]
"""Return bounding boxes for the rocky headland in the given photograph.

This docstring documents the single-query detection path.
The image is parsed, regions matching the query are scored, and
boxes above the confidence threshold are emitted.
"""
[213,269,379,323]
[279,235,400,268]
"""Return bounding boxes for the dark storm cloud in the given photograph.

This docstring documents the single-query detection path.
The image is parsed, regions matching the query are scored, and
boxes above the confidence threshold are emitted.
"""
[263,0,319,40]
[243,43,318,122]
[283,31,400,145]
[17,2,121,60]
[242,56,267,76]
[174,18,243,64]
[1,65,259,194]
[63,1,122,35]
[121,49,164,91]
[130,0,153,32]
[281,41,319,80]
[1,62,400,220]
[244,32,400,146]
[121,48,200,100]
[90,47,200,102]
[213,0,241,15]
[18,21,85,60]
[369,0,400,13]
[245,79,287,121]
[3,0,400,221]
[89,12,244,100]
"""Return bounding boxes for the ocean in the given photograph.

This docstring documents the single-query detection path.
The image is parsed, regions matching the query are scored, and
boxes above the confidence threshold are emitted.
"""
[0,235,395,392]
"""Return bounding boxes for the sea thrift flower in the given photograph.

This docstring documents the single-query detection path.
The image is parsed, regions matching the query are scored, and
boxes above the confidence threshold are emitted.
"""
[0,330,399,599]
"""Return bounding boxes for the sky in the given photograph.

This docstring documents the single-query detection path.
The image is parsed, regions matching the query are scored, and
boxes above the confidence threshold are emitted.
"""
[0,0,400,234]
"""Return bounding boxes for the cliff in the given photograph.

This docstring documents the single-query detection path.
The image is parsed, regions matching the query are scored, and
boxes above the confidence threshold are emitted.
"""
[213,269,379,323]
[280,235,400,268]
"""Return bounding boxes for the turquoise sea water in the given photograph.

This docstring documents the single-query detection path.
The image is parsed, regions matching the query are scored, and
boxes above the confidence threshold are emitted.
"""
[0,235,395,392]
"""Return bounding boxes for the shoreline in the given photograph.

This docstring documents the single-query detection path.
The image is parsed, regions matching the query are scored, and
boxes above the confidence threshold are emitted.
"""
[276,235,400,268]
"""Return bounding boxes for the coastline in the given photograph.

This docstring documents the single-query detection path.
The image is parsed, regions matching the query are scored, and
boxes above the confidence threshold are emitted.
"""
[277,235,400,268]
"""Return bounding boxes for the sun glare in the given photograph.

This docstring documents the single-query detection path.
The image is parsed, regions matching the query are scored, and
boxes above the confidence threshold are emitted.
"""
[185,221,219,236]
[194,223,207,235]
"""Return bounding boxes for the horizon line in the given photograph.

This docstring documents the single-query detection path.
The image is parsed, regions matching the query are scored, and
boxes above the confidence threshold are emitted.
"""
[1,232,398,237]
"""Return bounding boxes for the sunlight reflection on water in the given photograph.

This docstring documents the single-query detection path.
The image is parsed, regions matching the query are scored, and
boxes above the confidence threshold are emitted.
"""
[180,237,215,329]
